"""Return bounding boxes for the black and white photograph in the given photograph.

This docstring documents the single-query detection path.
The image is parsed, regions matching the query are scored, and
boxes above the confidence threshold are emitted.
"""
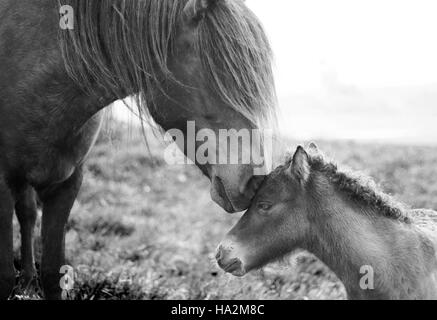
[1,0,437,308]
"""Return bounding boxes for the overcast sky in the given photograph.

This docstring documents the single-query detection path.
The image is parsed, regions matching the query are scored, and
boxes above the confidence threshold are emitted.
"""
[248,0,437,94]
[247,0,437,144]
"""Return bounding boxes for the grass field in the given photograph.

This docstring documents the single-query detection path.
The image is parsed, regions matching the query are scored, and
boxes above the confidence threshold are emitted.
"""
[12,122,437,300]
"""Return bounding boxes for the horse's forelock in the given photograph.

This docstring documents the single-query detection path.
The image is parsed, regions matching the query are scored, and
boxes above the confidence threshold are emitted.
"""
[197,0,277,128]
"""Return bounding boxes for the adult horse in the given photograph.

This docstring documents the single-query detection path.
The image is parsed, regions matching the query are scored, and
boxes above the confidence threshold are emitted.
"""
[0,0,276,299]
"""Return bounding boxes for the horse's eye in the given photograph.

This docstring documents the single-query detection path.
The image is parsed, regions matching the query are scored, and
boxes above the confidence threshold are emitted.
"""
[204,114,220,123]
[257,202,272,212]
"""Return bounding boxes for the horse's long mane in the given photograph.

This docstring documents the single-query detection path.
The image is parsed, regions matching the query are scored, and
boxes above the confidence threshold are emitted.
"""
[58,0,277,127]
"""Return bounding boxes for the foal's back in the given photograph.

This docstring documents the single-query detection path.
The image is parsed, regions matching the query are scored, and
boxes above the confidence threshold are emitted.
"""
[408,209,437,264]
[403,209,437,299]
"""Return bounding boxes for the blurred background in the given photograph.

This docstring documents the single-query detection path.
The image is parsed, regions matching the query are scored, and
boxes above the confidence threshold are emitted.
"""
[114,0,437,145]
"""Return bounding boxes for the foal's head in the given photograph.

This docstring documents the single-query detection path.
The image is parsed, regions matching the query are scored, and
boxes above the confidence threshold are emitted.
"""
[216,144,318,276]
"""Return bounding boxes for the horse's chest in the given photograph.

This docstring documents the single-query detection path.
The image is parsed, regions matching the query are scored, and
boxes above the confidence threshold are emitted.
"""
[26,113,103,187]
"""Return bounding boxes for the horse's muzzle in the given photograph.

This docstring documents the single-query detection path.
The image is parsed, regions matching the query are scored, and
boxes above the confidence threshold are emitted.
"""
[210,168,265,213]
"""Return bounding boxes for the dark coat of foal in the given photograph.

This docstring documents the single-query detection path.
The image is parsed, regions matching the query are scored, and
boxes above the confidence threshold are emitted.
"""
[0,0,276,299]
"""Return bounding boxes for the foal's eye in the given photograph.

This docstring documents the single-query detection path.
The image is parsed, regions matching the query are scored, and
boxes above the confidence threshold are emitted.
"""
[257,202,272,212]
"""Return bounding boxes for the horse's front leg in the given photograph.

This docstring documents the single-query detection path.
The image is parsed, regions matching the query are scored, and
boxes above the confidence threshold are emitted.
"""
[15,186,38,287]
[0,175,16,300]
[38,167,83,300]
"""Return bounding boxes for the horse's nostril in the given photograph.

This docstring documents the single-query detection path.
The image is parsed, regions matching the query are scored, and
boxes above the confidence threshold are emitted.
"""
[211,177,235,213]
[215,246,223,260]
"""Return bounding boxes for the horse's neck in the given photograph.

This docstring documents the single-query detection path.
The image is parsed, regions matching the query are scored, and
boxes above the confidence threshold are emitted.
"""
[305,192,435,299]
[44,79,116,139]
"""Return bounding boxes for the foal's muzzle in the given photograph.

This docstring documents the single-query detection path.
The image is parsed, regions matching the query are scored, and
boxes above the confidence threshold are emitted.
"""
[216,244,246,277]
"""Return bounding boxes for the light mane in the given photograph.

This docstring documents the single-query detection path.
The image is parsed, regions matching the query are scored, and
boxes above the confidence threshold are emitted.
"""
[58,0,277,127]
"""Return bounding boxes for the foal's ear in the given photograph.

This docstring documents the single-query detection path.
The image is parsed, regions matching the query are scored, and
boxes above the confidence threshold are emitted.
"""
[308,142,319,153]
[288,146,310,184]
[183,0,219,24]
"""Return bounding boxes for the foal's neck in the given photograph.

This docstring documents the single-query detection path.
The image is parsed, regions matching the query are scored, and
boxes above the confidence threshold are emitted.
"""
[305,190,436,299]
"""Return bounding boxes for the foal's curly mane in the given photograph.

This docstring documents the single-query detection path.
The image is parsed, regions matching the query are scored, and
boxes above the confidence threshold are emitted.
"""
[286,148,411,224]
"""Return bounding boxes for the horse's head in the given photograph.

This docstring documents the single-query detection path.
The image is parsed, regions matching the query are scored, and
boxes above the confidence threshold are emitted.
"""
[59,0,276,213]
[150,0,277,213]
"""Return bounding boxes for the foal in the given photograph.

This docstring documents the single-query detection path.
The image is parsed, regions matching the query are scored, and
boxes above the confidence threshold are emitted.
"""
[217,144,437,299]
